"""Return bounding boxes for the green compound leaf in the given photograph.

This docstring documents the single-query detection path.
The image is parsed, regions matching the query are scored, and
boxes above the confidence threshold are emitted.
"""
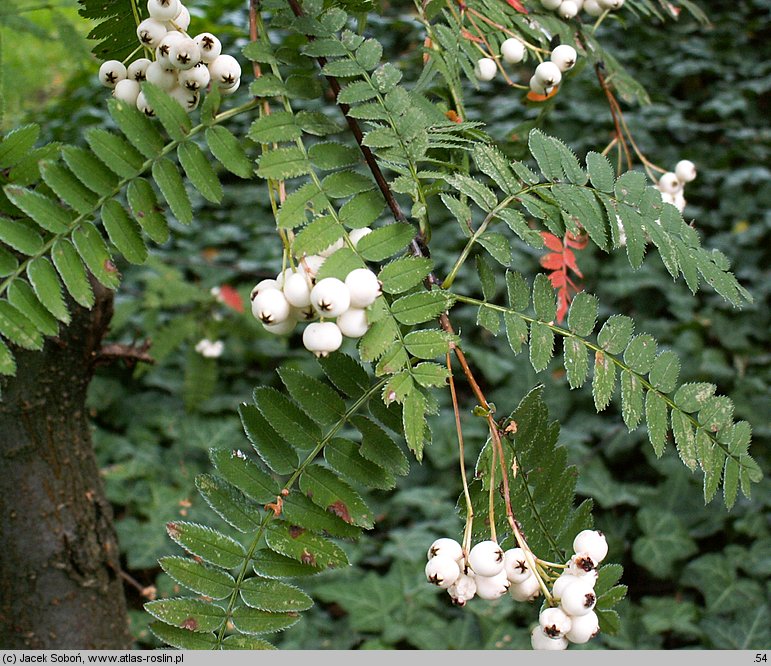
[564,337,588,389]
[239,403,298,475]
[85,128,144,179]
[27,257,69,324]
[251,550,323,579]
[4,185,73,234]
[159,557,236,600]
[109,99,165,160]
[230,606,300,636]
[209,448,278,504]
[645,390,669,457]
[51,239,94,308]
[178,141,224,204]
[205,126,253,179]
[299,464,374,528]
[529,321,554,372]
[391,291,453,325]
[0,125,40,169]
[252,387,321,450]
[165,521,246,569]
[40,162,98,216]
[7,281,58,337]
[257,147,311,180]
[597,315,634,355]
[141,83,192,142]
[567,292,598,337]
[0,217,44,256]
[378,257,432,294]
[0,300,44,350]
[265,521,349,569]
[240,577,313,613]
[152,157,193,225]
[323,437,396,490]
[278,367,347,428]
[72,222,121,290]
[100,199,148,265]
[145,598,225,633]
[195,473,263,533]
[148,623,217,650]
[357,223,416,261]
[592,350,615,412]
[62,145,119,197]
[127,178,170,244]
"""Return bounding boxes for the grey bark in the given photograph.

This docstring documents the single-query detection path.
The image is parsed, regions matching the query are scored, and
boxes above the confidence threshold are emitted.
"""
[0,284,131,648]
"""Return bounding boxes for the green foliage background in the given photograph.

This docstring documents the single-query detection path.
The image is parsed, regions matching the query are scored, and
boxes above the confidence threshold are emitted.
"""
[3,0,768,649]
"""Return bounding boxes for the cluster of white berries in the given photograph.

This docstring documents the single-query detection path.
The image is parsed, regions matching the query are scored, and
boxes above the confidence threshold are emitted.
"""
[194,338,224,358]
[249,229,380,356]
[97,0,242,115]
[425,530,609,650]
[656,159,697,213]
[540,0,625,19]
[475,43,578,98]
[530,529,608,650]
[425,538,542,607]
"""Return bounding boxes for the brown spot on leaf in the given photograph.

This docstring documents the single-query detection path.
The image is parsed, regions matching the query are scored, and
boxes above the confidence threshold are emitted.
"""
[288,525,305,538]
[166,522,180,539]
[181,617,198,631]
[300,549,317,566]
[328,501,352,524]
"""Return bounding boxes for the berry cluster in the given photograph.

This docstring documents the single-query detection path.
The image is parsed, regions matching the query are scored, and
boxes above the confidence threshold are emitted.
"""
[425,530,609,650]
[97,0,242,115]
[656,159,697,213]
[249,229,380,356]
[475,44,578,97]
[426,538,542,606]
[531,529,608,650]
[194,338,224,358]
[540,0,625,19]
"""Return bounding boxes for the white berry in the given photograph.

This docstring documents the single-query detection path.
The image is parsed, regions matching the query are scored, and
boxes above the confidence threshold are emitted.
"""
[529,76,549,96]
[208,54,242,87]
[448,572,477,606]
[539,607,573,638]
[531,626,568,651]
[145,62,178,91]
[474,570,510,600]
[425,555,460,589]
[540,0,562,9]
[503,548,532,584]
[147,0,180,22]
[474,58,497,82]
[675,159,697,183]
[345,268,381,308]
[318,238,345,258]
[263,319,295,336]
[349,227,372,247]
[584,0,604,15]
[251,288,291,325]
[299,255,325,277]
[510,572,541,602]
[565,610,599,644]
[573,529,608,564]
[137,18,168,49]
[658,172,682,194]
[178,63,210,92]
[136,92,155,117]
[566,552,597,577]
[310,278,351,317]
[558,0,579,18]
[290,305,318,322]
[302,321,343,357]
[169,37,201,70]
[283,272,313,308]
[195,33,223,64]
[156,32,186,68]
[251,279,279,301]
[552,573,583,599]
[168,86,199,112]
[98,60,126,88]
[551,44,577,72]
[113,79,141,105]
[560,579,597,617]
[500,38,526,64]
[427,538,463,562]
[468,540,505,577]
[336,308,369,339]
[127,58,152,82]
[170,4,190,31]
[219,78,241,96]
[535,61,562,87]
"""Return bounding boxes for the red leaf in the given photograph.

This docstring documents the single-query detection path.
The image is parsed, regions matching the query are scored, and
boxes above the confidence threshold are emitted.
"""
[565,231,589,250]
[548,272,566,288]
[540,253,564,270]
[217,284,244,313]
[504,0,528,12]
[540,232,564,252]
[562,249,584,278]
[556,290,570,323]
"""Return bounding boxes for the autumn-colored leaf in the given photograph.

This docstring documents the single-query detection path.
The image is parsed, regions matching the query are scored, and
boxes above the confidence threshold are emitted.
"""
[526,85,560,103]
[539,231,585,324]
[213,284,244,313]
[504,0,528,13]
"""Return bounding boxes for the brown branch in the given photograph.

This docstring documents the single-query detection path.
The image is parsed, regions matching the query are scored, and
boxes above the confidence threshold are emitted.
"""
[595,63,633,173]
[94,341,154,368]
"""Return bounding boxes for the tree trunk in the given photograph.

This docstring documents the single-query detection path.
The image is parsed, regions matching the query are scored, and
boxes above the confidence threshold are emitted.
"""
[0,284,131,649]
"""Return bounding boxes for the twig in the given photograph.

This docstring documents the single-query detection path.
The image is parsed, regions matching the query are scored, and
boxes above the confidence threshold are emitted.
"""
[95,341,154,367]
